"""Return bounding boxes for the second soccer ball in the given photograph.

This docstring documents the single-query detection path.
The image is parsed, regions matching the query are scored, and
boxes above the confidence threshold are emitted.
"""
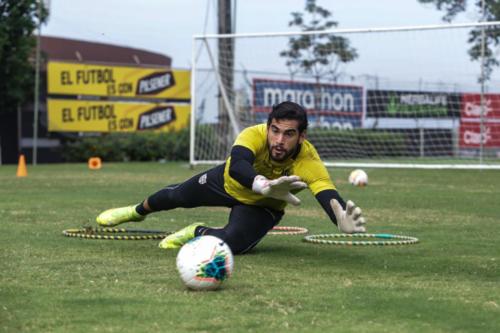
[348,169,368,187]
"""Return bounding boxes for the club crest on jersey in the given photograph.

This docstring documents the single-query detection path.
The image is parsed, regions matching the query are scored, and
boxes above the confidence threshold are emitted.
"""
[270,168,290,176]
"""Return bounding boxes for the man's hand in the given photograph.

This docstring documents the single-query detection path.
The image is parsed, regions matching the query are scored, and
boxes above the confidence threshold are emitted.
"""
[252,175,307,206]
[330,199,366,233]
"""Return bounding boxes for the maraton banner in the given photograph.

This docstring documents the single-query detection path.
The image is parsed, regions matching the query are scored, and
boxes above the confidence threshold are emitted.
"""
[253,78,363,115]
[47,99,190,132]
[47,61,190,100]
[252,112,361,130]
[252,78,363,129]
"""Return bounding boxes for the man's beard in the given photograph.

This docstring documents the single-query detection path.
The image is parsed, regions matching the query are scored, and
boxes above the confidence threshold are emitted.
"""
[268,143,298,162]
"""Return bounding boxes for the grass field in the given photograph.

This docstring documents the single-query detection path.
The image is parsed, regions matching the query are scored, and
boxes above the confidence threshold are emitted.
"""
[1,162,499,333]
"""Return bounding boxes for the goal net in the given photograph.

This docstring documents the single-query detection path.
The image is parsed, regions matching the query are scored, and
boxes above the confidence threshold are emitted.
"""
[190,22,500,169]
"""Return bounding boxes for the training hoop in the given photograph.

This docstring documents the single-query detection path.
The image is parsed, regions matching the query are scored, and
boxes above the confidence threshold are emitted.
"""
[303,233,419,246]
[62,227,172,240]
[269,226,309,235]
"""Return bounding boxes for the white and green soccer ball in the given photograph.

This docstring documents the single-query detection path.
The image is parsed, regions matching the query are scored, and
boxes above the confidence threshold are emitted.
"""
[176,235,234,291]
[348,169,368,187]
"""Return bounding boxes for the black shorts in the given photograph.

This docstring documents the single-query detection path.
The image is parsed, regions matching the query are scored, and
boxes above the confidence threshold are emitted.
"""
[147,164,284,254]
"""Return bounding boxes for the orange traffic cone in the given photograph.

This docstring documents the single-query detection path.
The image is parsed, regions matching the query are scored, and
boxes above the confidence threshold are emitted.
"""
[16,154,28,177]
[88,157,102,170]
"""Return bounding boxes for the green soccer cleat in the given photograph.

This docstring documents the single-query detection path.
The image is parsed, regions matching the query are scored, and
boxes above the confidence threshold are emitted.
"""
[158,222,205,249]
[96,205,145,227]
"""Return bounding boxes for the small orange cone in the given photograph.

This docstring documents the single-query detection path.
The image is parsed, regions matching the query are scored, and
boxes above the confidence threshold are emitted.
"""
[16,154,28,177]
[88,157,102,170]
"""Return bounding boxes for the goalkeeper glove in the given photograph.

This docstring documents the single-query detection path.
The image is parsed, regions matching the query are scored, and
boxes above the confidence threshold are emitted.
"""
[252,175,307,206]
[330,199,366,233]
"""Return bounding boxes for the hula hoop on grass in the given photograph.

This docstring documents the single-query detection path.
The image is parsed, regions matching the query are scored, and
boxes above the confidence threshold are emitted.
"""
[63,225,310,240]
[303,233,419,246]
[269,226,308,235]
[62,227,172,240]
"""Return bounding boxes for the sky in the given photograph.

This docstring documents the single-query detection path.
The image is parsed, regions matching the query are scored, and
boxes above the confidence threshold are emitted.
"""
[42,0,480,68]
[41,0,499,124]
[42,0,499,97]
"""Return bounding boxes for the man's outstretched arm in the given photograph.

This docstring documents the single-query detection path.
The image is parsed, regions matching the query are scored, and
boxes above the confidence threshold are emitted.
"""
[315,189,367,233]
[228,145,258,188]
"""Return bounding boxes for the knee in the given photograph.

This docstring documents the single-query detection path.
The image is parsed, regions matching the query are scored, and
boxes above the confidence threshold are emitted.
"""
[219,233,256,255]
[226,240,247,255]
[204,229,248,255]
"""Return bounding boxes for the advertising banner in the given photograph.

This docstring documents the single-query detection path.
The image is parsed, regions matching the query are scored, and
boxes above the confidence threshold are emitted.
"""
[460,93,500,120]
[252,112,361,130]
[367,90,460,118]
[459,122,500,148]
[47,99,190,132]
[253,78,363,114]
[47,61,190,100]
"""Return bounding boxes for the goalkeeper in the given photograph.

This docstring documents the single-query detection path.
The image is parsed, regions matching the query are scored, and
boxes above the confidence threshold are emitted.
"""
[96,101,366,254]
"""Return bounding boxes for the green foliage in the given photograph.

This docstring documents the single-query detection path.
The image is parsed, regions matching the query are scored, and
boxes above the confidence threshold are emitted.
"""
[61,129,189,162]
[280,0,358,81]
[418,0,500,82]
[308,129,407,158]
[418,0,467,21]
[0,0,47,113]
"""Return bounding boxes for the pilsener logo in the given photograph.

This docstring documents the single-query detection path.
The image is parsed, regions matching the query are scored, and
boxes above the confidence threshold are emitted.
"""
[136,72,175,95]
[137,107,176,130]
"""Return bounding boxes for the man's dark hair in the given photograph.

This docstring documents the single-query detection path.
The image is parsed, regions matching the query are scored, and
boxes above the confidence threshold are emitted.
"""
[267,101,308,133]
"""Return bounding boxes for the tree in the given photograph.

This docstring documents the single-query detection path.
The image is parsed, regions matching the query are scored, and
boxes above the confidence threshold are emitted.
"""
[0,0,47,113]
[418,0,500,82]
[280,0,358,82]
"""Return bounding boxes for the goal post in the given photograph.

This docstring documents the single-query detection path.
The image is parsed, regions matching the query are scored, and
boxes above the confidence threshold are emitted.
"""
[190,22,500,169]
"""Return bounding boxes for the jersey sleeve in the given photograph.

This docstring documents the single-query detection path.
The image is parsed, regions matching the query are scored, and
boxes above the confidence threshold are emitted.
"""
[294,151,336,195]
[228,145,257,189]
[233,125,266,154]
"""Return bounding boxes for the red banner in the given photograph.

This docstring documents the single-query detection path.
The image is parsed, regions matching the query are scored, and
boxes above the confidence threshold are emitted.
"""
[461,94,500,120]
[459,122,500,148]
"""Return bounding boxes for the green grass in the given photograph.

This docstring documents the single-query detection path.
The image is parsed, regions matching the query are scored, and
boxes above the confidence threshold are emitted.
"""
[1,162,499,333]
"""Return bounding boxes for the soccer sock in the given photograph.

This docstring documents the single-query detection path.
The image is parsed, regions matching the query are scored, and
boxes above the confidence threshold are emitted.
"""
[135,202,149,216]
[195,226,209,236]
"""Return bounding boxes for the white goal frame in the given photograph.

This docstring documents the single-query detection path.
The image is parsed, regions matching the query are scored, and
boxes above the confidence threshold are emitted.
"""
[190,21,500,170]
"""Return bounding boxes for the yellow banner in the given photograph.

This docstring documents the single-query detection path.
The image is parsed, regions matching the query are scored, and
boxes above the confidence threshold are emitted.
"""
[47,61,190,99]
[47,99,190,132]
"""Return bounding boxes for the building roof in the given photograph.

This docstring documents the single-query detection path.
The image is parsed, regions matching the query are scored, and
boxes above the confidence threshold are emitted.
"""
[40,36,171,67]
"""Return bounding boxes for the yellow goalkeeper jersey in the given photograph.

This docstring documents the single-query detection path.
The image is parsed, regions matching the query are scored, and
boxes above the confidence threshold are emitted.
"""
[223,123,336,210]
